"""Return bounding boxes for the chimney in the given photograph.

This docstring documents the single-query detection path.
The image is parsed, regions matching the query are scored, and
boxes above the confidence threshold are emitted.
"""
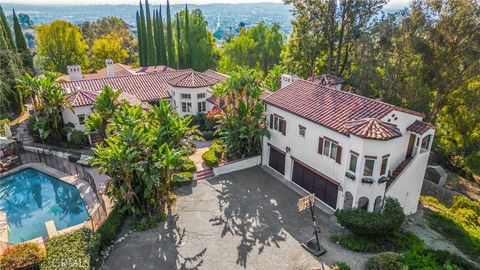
[105,59,115,77]
[67,65,82,81]
[280,74,299,89]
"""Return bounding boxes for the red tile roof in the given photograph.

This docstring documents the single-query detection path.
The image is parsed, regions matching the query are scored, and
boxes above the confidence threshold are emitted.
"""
[66,90,99,107]
[407,120,432,135]
[61,69,192,103]
[168,70,219,88]
[133,65,175,74]
[202,69,229,81]
[309,74,345,85]
[344,118,402,140]
[264,79,399,136]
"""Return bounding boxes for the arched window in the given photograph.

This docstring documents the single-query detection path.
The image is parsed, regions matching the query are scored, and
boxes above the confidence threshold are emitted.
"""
[421,135,432,150]
[344,192,353,210]
[358,197,369,211]
[373,196,383,212]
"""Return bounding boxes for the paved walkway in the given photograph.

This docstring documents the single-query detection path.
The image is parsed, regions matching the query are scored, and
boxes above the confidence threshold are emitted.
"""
[105,167,370,269]
[189,140,212,171]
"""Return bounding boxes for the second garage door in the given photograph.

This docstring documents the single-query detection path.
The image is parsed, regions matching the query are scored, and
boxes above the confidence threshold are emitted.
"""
[269,146,285,175]
[292,161,338,209]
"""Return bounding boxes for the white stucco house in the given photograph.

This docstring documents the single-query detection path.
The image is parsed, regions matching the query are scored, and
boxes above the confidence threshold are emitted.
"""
[262,75,434,215]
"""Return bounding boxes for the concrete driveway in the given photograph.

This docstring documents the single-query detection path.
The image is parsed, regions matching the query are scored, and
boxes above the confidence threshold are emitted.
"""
[105,167,369,270]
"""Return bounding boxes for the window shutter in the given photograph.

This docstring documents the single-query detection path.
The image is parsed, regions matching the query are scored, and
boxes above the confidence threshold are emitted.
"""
[318,137,324,154]
[336,145,342,164]
[269,114,273,129]
[280,120,286,135]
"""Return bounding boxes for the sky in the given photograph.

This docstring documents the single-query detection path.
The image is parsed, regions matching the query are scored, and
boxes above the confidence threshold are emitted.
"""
[0,0,410,8]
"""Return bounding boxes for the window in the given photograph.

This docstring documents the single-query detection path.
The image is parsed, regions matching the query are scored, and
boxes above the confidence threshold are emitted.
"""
[171,90,176,97]
[349,154,358,173]
[197,93,206,99]
[78,114,86,125]
[421,135,431,150]
[269,114,286,135]
[323,139,337,158]
[363,159,375,177]
[298,125,306,137]
[358,197,369,211]
[181,102,192,112]
[198,101,206,112]
[380,157,388,176]
[180,93,191,99]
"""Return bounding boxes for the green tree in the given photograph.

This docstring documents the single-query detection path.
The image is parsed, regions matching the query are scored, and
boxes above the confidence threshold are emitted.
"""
[145,0,156,66]
[155,6,167,65]
[90,34,129,70]
[212,68,271,159]
[139,2,148,66]
[84,85,121,143]
[184,5,192,67]
[175,14,184,68]
[264,64,286,92]
[136,11,144,66]
[220,22,283,75]
[165,0,176,68]
[35,20,89,73]
[0,6,14,50]
[12,9,33,72]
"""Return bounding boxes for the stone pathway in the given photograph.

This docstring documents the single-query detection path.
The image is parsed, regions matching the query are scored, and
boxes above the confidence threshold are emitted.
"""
[189,140,212,171]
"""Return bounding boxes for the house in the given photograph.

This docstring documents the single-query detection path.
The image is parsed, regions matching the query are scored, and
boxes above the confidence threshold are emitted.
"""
[59,66,228,143]
[262,78,434,215]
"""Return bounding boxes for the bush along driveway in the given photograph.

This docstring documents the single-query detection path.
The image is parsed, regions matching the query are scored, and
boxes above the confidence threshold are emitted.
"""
[104,167,371,269]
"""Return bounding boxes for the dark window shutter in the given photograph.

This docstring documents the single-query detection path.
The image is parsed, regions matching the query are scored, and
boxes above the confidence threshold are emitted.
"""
[269,114,273,129]
[280,120,286,135]
[336,145,342,164]
[318,137,324,154]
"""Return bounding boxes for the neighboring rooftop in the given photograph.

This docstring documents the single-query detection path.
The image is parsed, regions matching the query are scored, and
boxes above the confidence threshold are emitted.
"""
[167,70,220,88]
[344,118,402,140]
[66,89,145,108]
[264,79,422,138]
[132,65,175,74]
[407,120,432,135]
[309,74,345,86]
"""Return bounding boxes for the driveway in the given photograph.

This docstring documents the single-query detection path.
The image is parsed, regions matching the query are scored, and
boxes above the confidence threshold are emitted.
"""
[105,166,369,270]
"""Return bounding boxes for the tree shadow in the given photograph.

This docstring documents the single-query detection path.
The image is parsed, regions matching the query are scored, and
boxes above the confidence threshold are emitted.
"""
[208,170,293,267]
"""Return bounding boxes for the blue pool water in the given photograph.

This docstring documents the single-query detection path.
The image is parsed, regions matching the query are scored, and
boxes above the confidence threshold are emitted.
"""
[0,168,89,244]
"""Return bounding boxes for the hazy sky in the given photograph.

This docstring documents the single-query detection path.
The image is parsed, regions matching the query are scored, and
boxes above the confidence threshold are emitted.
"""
[0,0,410,8]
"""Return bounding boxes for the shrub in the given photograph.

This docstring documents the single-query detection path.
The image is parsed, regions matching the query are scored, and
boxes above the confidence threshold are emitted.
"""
[181,157,197,173]
[191,113,207,131]
[401,245,478,270]
[68,129,87,148]
[331,231,422,253]
[466,151,480,175]
[0,243,44,270]
[202,130,214,141]
[173,172,193,187]
[202,150,219,167]
[210,141,223,158]
[41,228,100,270]
[130,211,166,231]
[97,207,125,249]
[365,252,403,270]
[335,198,405,236]
[330,262,351,270]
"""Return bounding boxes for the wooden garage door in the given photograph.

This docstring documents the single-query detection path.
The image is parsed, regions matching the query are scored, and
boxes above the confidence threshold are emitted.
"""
[269,147,285,175]
[292,161,338,209]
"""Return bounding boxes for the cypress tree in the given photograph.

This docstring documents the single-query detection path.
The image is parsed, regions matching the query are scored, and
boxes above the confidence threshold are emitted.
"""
[176,14,183,69]
[136,11,145,66]
[165,0,176,68]
[156,6,167,65]
[145,0,156,66]
[139,1,148,66]
[0,6,14,50]
[12,9,33,71]
[185,5,191,68]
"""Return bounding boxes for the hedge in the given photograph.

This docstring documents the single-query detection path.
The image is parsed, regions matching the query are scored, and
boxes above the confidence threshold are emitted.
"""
[173,172,193,187]
[41,228,100,270]
[365,252,403,270]
[335,197,405,236]
[181,157,197,173]
[96,207,125,249]
[202,150,219,167]
[0,243,44,270]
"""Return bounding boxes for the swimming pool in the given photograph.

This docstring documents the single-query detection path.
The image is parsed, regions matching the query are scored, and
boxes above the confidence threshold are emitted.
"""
[0,168,90,244]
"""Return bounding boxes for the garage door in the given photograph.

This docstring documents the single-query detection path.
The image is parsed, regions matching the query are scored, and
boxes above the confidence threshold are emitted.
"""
[292,161,338,209]
[269,147,285,175]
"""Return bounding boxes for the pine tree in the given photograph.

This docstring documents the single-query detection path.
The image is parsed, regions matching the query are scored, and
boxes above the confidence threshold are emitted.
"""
[156,6,167,65]
[0,6,14,50]
[12,9,33,72]
[145,0,156,66]
[136,11,144,66]
[185,5,191,67]
[139,2,148,66]
[165,0,176,68]
[176,14,183,69]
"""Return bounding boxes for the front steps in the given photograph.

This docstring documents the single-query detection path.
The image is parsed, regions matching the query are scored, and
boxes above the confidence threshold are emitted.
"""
[196,168,214,180]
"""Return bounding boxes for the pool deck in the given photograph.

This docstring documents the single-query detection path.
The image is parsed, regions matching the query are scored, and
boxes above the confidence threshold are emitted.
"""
[0,162,109,249]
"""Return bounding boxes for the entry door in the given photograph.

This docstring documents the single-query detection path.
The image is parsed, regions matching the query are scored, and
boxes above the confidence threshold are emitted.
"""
[292,161,338,209]
[269,147,285,175]
[406,134,416,158]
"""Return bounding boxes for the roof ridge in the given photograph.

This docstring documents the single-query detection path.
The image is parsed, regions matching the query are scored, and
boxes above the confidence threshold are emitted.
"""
[59,69,191,85]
